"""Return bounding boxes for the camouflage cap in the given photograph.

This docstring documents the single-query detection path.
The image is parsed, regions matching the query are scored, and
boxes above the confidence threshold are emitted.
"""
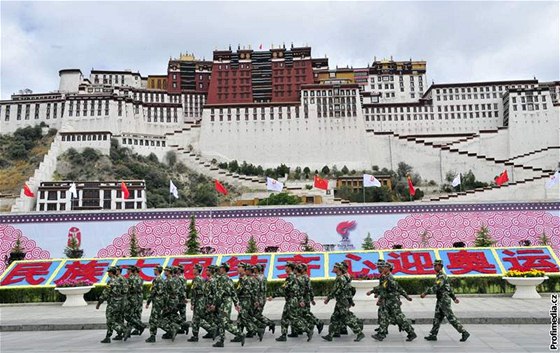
[114,265,122,272]
[255,264,264,271]
[164,266,173,272]
[333,262,343,269]
[177,264,185,273]
[107,266,117,273]
[376,259,386,266]
[193,264,203,272]
[237,262,247,269]
[386,262,394,271]
[285,262,297,270]
[220,263,230,272]
[128,265,139,272]
[154,265,163,272]
[299,263,308,270]
[245,265,255,272]
[434,259,444,267]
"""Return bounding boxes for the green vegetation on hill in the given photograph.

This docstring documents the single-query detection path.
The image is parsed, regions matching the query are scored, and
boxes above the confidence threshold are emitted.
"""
[0,125,57,199]
[54,139,238,208]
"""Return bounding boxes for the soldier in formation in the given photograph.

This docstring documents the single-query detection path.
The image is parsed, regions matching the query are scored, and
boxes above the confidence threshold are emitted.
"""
[252,264,275,334]
[125,266,147,336]
[187,264,216,341]
[96,266,130,343]
[421,259,470,342]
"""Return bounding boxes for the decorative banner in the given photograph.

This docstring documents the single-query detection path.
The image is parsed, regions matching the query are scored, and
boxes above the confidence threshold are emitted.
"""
[1,246,559,288]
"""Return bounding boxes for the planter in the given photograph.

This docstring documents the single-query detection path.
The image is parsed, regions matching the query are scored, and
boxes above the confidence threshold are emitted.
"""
[351,279,379,300]
[502,277,548,299]
[55,286,94,306]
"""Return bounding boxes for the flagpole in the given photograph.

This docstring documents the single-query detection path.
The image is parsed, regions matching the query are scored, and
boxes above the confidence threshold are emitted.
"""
[362,185,365,203]
[459,173,462,192]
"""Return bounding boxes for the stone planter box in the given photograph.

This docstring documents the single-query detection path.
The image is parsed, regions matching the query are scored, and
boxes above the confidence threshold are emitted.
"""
[502,277,548,299]
[55,286,94,307]
[351,279,379,300]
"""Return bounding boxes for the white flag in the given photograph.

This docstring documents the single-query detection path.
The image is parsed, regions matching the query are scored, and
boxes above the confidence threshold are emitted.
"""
[452,174,461,187]
[363,174,381,187]
[169,180,179,199]
[266,177,284,192]
[68,182,78,198]
[546,170,560,189]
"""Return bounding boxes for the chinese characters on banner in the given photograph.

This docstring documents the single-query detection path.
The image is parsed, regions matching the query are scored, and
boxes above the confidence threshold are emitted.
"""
[1,246,559,287]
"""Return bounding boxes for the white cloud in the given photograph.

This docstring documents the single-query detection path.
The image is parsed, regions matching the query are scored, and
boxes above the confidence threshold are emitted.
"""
[1,1,558,99]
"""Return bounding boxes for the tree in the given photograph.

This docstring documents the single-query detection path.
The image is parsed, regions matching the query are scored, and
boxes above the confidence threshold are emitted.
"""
[303,167,311,179]
[300,235,315,252]
[321,165,330,176]
[64,235,83,259]
[129,226,140,257]
[185,215,200,254]
[397,162,413,179]
[246,235,258,253]
[294,166,302,180]
[362,232,375,250]
[474,225,496,247]
[258,192,301,205]
[341,165,350,175]
[538,232,550,246]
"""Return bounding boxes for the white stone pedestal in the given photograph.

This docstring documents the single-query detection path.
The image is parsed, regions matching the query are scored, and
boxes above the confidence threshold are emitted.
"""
[502,277,548,299]
[351,280,379,300]
[55,286,94,307]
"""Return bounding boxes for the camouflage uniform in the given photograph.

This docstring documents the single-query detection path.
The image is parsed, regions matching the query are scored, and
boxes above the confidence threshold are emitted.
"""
[212,264,244,346]
[188,264,215,340]
[322,263,363,341]
[97,267,129,343]
[161,268,181,336]
[236,265,265,339]
[125,268,146,335]
[145,267,179,342]
[253,265,275,332]
[422,261,469,341]
[373,261,409,334]
[298,267,322,331]
[174,267,189,333]
[372,263,416,341]
[275,263,313,341]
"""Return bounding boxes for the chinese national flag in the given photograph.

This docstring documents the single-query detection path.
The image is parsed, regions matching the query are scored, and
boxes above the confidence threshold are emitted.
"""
[23,183,35,198]
[495,170,509,186]
[121,181,130,199]
[215,179,228,195]
[407,176,416,196]
[313,175,329,190]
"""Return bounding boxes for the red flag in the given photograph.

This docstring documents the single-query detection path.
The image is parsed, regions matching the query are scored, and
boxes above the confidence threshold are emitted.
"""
[121,181,130,199]
[259,44,263,50]
[313,175,329,190]
[407,176,416,196]
[23,183,35,198]
[495,170,509,186]
[215,180,228,195]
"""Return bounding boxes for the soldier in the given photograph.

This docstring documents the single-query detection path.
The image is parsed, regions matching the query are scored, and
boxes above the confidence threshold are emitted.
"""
[201,265,219,339]
[420,259,470,342]
[125,265,147,336]
[112,265,131,340]
[321,262,364,342]
[188,264,216,342]
[160,267,181,340]
[268,262,313,342]
[174,265,190,335]
[235,263,265,341]
[145,266,178,343]
[296,263,324,335]
[96,266,130,343]
[253,264,275,334]
[209,263,245,348]
[371,262,416,342]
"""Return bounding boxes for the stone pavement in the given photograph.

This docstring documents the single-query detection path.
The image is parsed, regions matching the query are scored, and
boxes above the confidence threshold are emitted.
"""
[0,325,552,353]
[0,294,555,331]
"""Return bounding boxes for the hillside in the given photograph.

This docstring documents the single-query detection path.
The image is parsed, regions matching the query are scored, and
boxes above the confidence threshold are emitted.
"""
[53,139,239,208]
[0,125,56,198]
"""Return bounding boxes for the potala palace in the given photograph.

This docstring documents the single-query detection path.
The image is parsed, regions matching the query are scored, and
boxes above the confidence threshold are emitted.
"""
[1,45,559,212]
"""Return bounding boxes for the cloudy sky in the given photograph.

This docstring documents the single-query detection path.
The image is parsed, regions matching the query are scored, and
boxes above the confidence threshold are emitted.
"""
[1,1,558,99]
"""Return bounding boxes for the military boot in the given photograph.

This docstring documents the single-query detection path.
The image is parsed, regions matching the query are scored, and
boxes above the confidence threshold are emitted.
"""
[145,335,156,343]
[371,333,385,341]
[187,335,199,342]
[354,332,365,342]
[275,334,287,342]
[212,341,224,347]
[321,335,333,341]
[113,335,123,341]
[202,332,213,339]
[100,337,111,344]
[406,332,417,342]
[258,328,265,342]
[341,327,349,335]
[317,322,324,334]
[306,329,314,342]
[269,323,276,334]
[460,332,470,342]
[424,335,437,341]
[287,332,299,338]
[162,332,171,339]
[123,327,132,342]
[245,332,254,338]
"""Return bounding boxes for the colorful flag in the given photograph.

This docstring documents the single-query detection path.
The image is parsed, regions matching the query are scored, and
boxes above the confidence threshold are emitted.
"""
[121,181,130,199]
[407,176,416,196]
[452,174,461,187]
[266,177,284,192]
[545,170,560,189]
[313,175,329,190]
[23,183,35,198]
[215,179,228,195]
[363,174,381,187]
[169,180,179,199]
[68,182,78,198]
[495,170,509,186]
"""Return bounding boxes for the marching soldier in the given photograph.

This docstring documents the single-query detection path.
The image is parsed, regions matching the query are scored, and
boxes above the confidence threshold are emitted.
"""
[269,262,314,342]
[96,266,130,343]
[159,267,181,341]
[321,262,364,342]
[420,259,470,342]
[253,264,275,334]
[235,263,265,341]
[145,266,179,343]
[210,263,245,348]
[174,265,190,335]
[371,262,416,342]
[201,265,219,339]
[297,263,324,334]
[125,266,147,336]
[188,264,216,342]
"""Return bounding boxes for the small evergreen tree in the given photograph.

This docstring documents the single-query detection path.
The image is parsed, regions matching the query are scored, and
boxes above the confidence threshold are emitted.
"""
[246,235,258,253]
[129,226,140,257]
[300,235,315,252]
[474,225,496,247]
[538,232,550,246]
[362,232,376,250]
[185,215,200,255]
[64,235,83,258]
